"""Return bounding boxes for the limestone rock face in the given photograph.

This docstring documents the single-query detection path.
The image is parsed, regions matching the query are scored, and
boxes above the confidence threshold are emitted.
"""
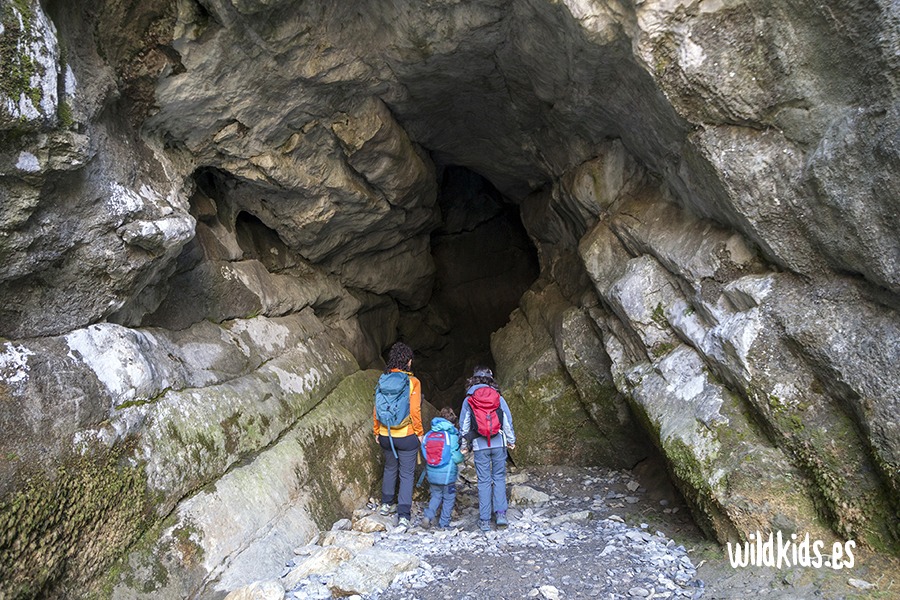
[1,0,899,596]
[498,126,897,550]
[566,151,898,548]
[108,370,383,598]
[491,274,649,469]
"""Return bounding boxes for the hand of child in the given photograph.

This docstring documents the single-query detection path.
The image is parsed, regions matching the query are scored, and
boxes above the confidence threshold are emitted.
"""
[507,443,515,450]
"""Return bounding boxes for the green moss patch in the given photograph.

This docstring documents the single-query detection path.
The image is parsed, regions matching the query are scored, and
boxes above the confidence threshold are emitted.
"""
[505,369,610,467]
[747,385,900,554]
[0,0,45,111]
[298,370,383,529]
[0,449,151,599]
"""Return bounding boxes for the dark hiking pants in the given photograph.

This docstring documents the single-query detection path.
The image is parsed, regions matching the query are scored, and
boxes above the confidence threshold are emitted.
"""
[379,434,419,519]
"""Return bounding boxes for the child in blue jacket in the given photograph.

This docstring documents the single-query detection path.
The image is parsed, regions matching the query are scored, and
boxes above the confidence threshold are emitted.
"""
[421,408,465,529]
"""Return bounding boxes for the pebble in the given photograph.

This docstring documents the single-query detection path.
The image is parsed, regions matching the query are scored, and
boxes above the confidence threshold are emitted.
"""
[539,584,561,599]
[847,578,875,590]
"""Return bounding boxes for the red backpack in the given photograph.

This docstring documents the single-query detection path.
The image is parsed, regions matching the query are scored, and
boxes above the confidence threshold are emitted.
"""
[423,431,452,467]
[465,386,503,446]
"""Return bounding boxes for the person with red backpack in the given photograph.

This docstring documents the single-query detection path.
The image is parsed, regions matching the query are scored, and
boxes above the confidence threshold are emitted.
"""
[459,366,516,532]
[373,342,424,528]
[420,407,465,530]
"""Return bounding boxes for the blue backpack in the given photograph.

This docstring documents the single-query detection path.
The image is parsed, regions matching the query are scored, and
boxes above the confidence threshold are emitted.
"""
[374,371,411,457]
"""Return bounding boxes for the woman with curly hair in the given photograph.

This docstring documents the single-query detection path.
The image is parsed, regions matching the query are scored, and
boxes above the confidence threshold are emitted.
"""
[373,342,424,528]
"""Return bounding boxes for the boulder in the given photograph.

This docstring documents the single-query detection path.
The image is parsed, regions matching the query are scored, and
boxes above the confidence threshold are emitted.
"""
[329,548,420,597]
[317,530,376,553]
[282,547,352,589]
[510,485,551,506]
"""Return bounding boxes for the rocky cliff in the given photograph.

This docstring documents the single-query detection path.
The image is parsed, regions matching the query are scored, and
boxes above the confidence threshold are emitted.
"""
[1,0,898,597]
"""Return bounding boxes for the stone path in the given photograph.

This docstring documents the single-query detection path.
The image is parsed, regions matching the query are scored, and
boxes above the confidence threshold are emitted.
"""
[259,460,899,600]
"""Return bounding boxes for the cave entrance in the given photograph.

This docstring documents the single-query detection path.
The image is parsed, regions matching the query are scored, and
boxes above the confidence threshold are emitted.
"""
[400,165,540,409]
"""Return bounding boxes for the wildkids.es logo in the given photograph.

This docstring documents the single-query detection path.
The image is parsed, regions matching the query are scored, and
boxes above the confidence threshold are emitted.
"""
[727,531,856,569]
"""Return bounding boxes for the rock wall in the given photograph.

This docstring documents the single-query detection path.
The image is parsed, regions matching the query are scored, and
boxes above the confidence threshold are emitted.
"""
[493,137,900,549]
[1,0,899,596]
[108,370,384,599]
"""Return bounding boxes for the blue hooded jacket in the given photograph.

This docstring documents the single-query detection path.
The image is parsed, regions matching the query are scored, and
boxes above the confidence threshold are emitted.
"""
[424,417,465,485]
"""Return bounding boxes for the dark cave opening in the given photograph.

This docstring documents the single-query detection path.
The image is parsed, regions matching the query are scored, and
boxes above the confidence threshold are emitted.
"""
[395,165,540,410]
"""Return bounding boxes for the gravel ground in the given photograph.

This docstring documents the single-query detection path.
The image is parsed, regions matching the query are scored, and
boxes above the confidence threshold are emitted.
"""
[287,458,899,600]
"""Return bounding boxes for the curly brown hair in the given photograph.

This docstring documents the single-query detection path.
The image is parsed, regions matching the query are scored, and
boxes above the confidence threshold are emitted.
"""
[385,341,414,373]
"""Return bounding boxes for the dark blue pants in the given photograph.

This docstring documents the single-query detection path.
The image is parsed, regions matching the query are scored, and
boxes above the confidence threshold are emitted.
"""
[379,435,419,519]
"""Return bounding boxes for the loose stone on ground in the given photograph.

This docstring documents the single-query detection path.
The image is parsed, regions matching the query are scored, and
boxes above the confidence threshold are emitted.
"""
[250,463,899,599]
[278,465,703,599]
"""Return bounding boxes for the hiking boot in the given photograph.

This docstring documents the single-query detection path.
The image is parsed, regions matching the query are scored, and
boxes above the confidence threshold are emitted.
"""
[478,519,491,532]
[495,511,508,526]
[378,503,394,516]
[397,516,410,528]
[420,517,431,530]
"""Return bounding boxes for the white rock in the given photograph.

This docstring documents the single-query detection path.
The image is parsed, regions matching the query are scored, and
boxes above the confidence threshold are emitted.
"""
[351,515,387,533]
[317,530,376,552]
[283,546,352,589]
[547,532,568,544]
[224,580,285,600]
[507,472,531,484]
[329,548,420,596]
[510,485,551,506]
[539,584,561,599]
[549,510,592,526]
[847,578,876,590]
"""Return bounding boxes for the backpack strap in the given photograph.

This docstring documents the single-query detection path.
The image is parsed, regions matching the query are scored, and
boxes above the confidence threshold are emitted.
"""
[387,429,397,458]
[443,431,452,485]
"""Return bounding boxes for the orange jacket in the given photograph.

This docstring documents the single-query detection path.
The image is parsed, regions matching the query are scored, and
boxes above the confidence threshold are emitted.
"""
[373,369,424,438]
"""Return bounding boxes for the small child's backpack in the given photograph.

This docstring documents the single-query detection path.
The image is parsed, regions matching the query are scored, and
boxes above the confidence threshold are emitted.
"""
[465,386,503,446]
[374,371,411,456]
[422,429,454,485]
[423,430,452,468]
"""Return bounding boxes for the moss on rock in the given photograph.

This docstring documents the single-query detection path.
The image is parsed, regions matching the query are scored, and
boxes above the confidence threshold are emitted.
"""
[0,0,51,123]
[0,447,151,599]
[504,368,611,467]
[101,369,385,598]
[299,369,384,530]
